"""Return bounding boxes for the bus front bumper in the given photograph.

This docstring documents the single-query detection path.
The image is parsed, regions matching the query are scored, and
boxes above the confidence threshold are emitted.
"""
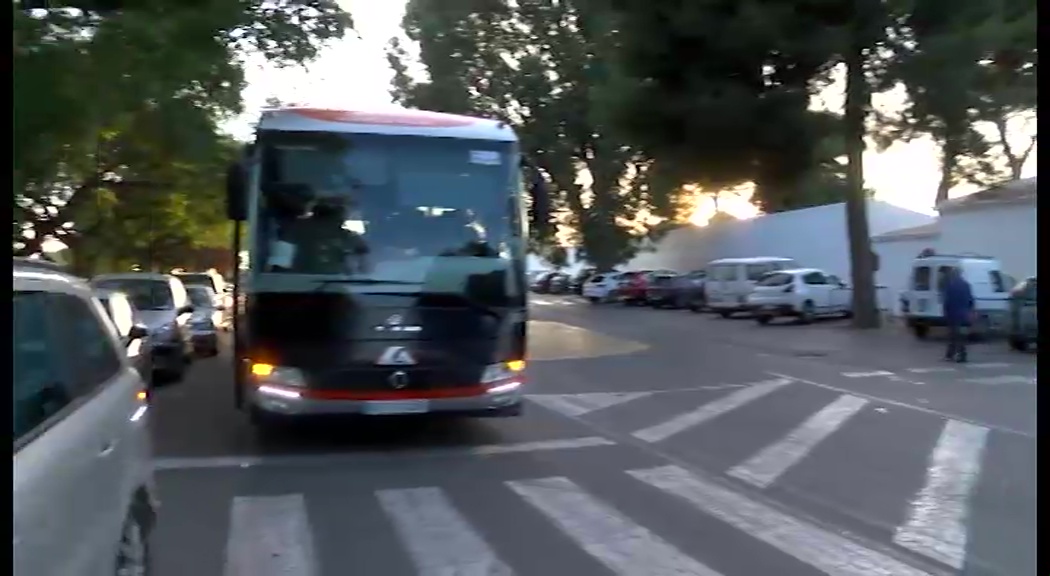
[248,381,524,419]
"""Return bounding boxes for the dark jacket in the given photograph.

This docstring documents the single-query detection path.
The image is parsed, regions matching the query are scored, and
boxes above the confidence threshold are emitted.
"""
[942,275,975,325]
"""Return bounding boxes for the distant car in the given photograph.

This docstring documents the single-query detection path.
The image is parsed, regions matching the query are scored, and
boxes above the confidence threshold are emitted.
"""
[1007,276,1037,351]
[14,258,157,576]
[617,270,652,305]
[582,272,623,303]
[569,267,596,295]
[748,268,853,324]
[96,288,155,387]
[174,270,231,326]
[678,270,709,312]
[92,272,196,383]
[185,285,221,357]
[645,272,687,308]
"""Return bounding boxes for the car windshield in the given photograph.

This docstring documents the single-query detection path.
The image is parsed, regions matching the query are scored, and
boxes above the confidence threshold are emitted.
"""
[252,131,522,292]
[186,287,214,308]
[93,279,173,310]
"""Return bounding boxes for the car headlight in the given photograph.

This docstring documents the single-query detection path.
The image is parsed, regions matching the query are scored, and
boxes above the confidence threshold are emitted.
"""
[250,363,306,388]
[481,360,526,385]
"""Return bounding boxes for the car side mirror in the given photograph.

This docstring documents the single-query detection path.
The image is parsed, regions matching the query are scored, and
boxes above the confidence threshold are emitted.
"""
[128,323,149,341]
[178,305,195,315]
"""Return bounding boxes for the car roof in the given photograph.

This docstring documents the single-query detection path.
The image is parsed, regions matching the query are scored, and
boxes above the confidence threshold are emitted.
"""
[709,257,795,265]
[93,272,175,282]
[13,258,92,298]
[778,268,825,275]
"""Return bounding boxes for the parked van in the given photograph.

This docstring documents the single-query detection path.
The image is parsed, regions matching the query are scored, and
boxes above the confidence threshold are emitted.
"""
[900,253,1016,339]
[704,257,798,317]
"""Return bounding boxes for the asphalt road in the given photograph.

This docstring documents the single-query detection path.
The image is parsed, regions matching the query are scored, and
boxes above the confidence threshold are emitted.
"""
[147,295,1037,576]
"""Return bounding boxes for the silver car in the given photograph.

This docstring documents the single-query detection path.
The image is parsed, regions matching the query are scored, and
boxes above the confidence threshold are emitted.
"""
[185,284,221,357]
[14,258,157,576]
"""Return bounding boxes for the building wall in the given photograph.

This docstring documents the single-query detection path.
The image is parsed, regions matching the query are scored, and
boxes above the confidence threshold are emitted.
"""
[937,202,1036,279]
[626,200,936,279]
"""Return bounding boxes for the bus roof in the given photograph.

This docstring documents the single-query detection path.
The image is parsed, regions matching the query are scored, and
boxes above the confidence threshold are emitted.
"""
[257,107,518,143]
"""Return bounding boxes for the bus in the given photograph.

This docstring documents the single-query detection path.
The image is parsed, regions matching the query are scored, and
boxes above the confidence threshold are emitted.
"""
[223,107,549,433]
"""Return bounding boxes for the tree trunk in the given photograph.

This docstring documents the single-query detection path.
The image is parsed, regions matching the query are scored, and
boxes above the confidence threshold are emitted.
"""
[844,41,880,329]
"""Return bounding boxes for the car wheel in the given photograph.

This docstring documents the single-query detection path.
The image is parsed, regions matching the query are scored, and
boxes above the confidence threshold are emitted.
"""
[588,296,599,304]
[797,301,815,324]
[114,507,151,576]
[756,315,772,325]
[1008,337,1029,351]
[911,324,929,340]
[718,310,732,319]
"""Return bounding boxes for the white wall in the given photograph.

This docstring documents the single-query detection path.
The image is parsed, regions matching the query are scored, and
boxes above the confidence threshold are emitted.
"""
[937,203,1036,279]
[627,200,936,280]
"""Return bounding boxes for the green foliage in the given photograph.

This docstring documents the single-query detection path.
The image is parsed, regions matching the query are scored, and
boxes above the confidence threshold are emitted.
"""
[13,1,353,269]
[387,0,687,270]
[542,245,569,269]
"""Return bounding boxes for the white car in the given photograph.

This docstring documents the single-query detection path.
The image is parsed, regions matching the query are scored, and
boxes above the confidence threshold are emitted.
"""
[14,258,157,576]
[582,272,624,303]
[748,268,853,324]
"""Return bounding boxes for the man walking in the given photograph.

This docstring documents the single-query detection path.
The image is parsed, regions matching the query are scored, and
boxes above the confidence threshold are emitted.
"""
[942,267,975,362]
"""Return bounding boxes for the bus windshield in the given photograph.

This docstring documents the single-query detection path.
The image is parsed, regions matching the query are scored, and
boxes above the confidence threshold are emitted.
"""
[253,131,522,286]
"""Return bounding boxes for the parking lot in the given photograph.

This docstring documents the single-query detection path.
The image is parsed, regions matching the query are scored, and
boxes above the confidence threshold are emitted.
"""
[148,294,1036,576]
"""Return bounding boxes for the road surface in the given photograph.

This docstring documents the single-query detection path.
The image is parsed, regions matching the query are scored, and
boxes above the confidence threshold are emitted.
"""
[147,294,1036,576]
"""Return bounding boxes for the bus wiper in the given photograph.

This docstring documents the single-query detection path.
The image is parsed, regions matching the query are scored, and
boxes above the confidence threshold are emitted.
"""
[312,278,421,293]
[359,290,503,320]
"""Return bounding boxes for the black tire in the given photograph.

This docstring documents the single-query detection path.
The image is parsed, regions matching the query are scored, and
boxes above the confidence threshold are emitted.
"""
[588,296,599,304]
[719,310,732,319]
[1008,337,1029,351]
[756,315,772,325]
[911,324,930,340]
[797,301,815,324]
[114,505,152,576]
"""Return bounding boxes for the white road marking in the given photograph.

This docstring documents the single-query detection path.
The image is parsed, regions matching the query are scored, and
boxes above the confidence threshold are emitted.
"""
[964,375,1034,385]
[629,465,934,576]
[527,391,653,417]
[907,367,957,374]
[153,436,616,471]
[841,370,896,378]
[507,476,723,576]
[728,394,869,489]
[965,362,1012,369]
[377,487,514,576]
[893,420,989,569]
[767,371,1035,439]
[223,494,318,576]
[631,378,791,443]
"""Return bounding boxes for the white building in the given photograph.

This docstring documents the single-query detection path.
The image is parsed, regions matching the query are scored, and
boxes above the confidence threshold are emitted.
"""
[873,177,1037,314]
[625,199,936,280]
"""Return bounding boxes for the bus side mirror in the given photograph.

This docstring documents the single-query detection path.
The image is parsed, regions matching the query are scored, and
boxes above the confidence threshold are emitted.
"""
[527,170,552,236]
[226,162,247,221]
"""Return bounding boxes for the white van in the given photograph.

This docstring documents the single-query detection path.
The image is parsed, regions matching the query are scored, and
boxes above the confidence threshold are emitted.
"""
[704,257,798,317]
[900,253,1016,339]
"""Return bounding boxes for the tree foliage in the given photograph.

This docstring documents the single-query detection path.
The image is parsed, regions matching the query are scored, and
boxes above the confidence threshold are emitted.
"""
[13,1,353,271]
[386,0,687,270]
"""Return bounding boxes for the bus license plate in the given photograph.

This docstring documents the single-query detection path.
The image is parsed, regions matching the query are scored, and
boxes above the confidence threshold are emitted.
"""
[362,400,429,415]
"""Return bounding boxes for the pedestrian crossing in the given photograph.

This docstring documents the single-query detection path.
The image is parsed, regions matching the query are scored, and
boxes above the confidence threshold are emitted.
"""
[840,362,1035,386]
[526,377,1035,572]
[159,462,942,576]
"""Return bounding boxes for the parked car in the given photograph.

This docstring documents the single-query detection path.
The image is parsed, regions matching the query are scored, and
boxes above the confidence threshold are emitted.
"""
[748,268,853,324]
[14,258,157,576]
[899,253,1014,340]
[569,267,596,295]
[645,272,684,308]
[1007,276,1037,351]
[174,269,231,326]
[679,270,709,312]
[704,257,798,318]
[185,285,222,357]
[582,272,624,303]
[92,272,196,383]
[618,270,653,305]
[95,288,155,386]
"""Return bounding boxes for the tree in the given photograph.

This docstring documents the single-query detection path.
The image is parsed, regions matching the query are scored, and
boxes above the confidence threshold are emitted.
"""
[13,2,354,266]
[386,0,686,270]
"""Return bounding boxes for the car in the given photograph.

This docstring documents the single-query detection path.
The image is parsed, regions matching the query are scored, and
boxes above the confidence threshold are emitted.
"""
[748,268,853,324]
[569,267,596,295]
[899,253,1014,340]
[92,272,196,384]
[704,257,798,318]
[14,257,157,576]
[184,284,222,357]
[582,271,623,303]
[1007,276,1037,351]
[645,271,685,308]
[174,270,232,327]
[95,288,154,387]
[617,270,652,305]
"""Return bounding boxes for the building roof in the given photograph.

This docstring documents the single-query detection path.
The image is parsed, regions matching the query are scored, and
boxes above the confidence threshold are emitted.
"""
[871,222,941,243]
[936,177,1037,213]
[257,107,518,142]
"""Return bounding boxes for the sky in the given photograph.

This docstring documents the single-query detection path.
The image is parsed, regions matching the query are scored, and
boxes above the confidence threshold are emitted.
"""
[228,0,1037,226]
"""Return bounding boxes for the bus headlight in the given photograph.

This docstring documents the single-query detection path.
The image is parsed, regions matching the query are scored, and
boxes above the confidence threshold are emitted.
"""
[250,363,306,388]
[481,360,525,385]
